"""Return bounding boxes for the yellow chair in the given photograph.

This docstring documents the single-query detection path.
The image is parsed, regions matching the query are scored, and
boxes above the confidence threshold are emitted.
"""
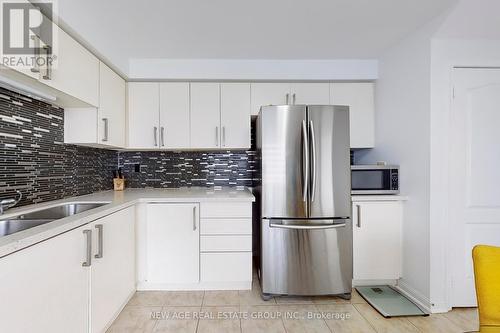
[472,245,500,333]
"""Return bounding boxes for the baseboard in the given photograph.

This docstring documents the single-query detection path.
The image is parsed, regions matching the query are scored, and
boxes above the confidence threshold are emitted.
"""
[137,281,252,291]
[395,279,432,314]
[352,279,398,287]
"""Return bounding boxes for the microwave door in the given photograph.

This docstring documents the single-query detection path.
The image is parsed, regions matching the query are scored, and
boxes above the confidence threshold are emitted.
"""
[260,105,308,219]
[308,106,351,219]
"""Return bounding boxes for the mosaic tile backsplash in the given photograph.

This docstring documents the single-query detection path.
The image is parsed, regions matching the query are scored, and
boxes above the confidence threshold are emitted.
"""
[0,87,116,207]
[0,87,259,206]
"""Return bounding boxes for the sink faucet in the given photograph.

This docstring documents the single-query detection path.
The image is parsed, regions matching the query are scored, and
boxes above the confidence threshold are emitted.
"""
[0,191,22,215]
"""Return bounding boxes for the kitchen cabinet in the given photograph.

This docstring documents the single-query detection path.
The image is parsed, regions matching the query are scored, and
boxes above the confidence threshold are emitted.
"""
[127,82,160,149]
[43,24,99,107]
[330,82,375,148]
[250,83,330,115]
[0,224,90,333]
[64,62,126,148]
[250,83,290,115]
[160,82,190,149]
[352,200,402,282]
[146,203,200,284]
[190,83,221,149]
[290,83,330,105]
[91,207,135,333]
[220,83,251,149]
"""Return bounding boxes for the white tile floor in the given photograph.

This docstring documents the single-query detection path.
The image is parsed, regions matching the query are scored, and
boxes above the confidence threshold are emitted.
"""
[107,274,479,333]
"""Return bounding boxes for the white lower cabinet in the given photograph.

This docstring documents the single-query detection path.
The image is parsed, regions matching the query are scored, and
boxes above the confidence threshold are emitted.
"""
[138,201,253,290]
[352,200,403,282]
[146,203,200,284]
[0,207,135,333]
[0,224,90,333]
[91,207,136,333]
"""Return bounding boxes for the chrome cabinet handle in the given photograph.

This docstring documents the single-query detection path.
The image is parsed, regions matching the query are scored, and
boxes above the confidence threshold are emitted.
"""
[102,118,109,142]
[309,120,317,202]
[222,126,226,147]
[42,45,51,80]
[285,93,290,104]
[301,120,309,202]
[31,35,40,73]
[356,204,361,228]
[94,224,103,259]
[193,206,197,231]
[160,126,165,147]
[292,93,296,105]
[153,126,158,146]
[215,126,219,147]
[270,222,347,230]
[82,229,92,267]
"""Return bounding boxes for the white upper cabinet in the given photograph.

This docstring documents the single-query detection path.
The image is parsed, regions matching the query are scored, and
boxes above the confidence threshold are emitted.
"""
[98,62,126,147]
[220,83,251,149]
[290,83,330,105]
[127,82,160,149]
[190,83,221,149]
[160,83,190,149]
[250,83,290,115]
[43,25,99,107]
[330,82,375,148]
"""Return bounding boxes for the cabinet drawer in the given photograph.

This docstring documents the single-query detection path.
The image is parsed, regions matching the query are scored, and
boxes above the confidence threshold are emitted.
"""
[201,219,252,235]
[200,202,252,218]
[201,252,252,282]
[200,235,252,252]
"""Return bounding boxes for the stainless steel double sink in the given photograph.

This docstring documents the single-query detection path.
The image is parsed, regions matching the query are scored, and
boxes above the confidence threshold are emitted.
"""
[0,202,110,237]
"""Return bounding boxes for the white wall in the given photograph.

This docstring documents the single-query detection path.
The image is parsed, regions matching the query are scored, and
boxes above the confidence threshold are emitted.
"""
[357,16,445,310]
[128,59,378,81]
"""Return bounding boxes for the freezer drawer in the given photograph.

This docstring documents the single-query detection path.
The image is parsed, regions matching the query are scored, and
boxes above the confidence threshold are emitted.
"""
[261,218,352,296]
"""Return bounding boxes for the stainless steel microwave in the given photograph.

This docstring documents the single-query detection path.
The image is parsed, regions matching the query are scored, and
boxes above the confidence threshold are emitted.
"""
[351,165,400,195]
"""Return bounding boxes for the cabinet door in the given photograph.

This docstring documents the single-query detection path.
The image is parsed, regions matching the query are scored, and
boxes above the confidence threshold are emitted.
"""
[0,225,90,333]
[330,83,375,148]
[43,25,99,106]
[146,203,199,284]
[91,207,136,333]
[250,83,290,115]
[190,83,221,149]
[127,82,160,149]
[160,82,190,149]
[221,83,251,149]
[352,201,402,280]
[98,62,126,147]
[290,83,330,105]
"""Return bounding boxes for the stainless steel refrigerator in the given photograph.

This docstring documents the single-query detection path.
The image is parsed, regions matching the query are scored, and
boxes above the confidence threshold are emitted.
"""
[256,105,352,299]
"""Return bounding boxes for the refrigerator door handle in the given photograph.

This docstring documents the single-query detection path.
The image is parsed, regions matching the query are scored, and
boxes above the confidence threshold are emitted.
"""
[269,222,347,230]
[301,120,309,202]
[309,120,317,202]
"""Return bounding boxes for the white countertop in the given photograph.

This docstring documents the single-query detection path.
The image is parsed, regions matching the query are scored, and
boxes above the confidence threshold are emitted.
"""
[352,194,408,202]
[0,187,255,258]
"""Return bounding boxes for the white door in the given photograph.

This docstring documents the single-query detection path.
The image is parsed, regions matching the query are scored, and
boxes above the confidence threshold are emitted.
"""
[450,68,500,306]
[146,203,199,284]
[127,82,160,149]
[160,82,190,149]
[220,83,251,149]
[0,225,90,333]
[98,62,126,147]
[290,83,330,105]
[91,207,136,333]
[43,25,99,107]
[190,83,221,149]
[330,83,375,148]
[250,83,291,115]
[352,201,402,280]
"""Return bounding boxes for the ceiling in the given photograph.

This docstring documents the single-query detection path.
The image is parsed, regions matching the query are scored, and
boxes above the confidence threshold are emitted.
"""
[55,0,458,75]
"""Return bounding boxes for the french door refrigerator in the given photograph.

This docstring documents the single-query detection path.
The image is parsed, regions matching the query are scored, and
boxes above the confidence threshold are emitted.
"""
[256,105,352,298]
